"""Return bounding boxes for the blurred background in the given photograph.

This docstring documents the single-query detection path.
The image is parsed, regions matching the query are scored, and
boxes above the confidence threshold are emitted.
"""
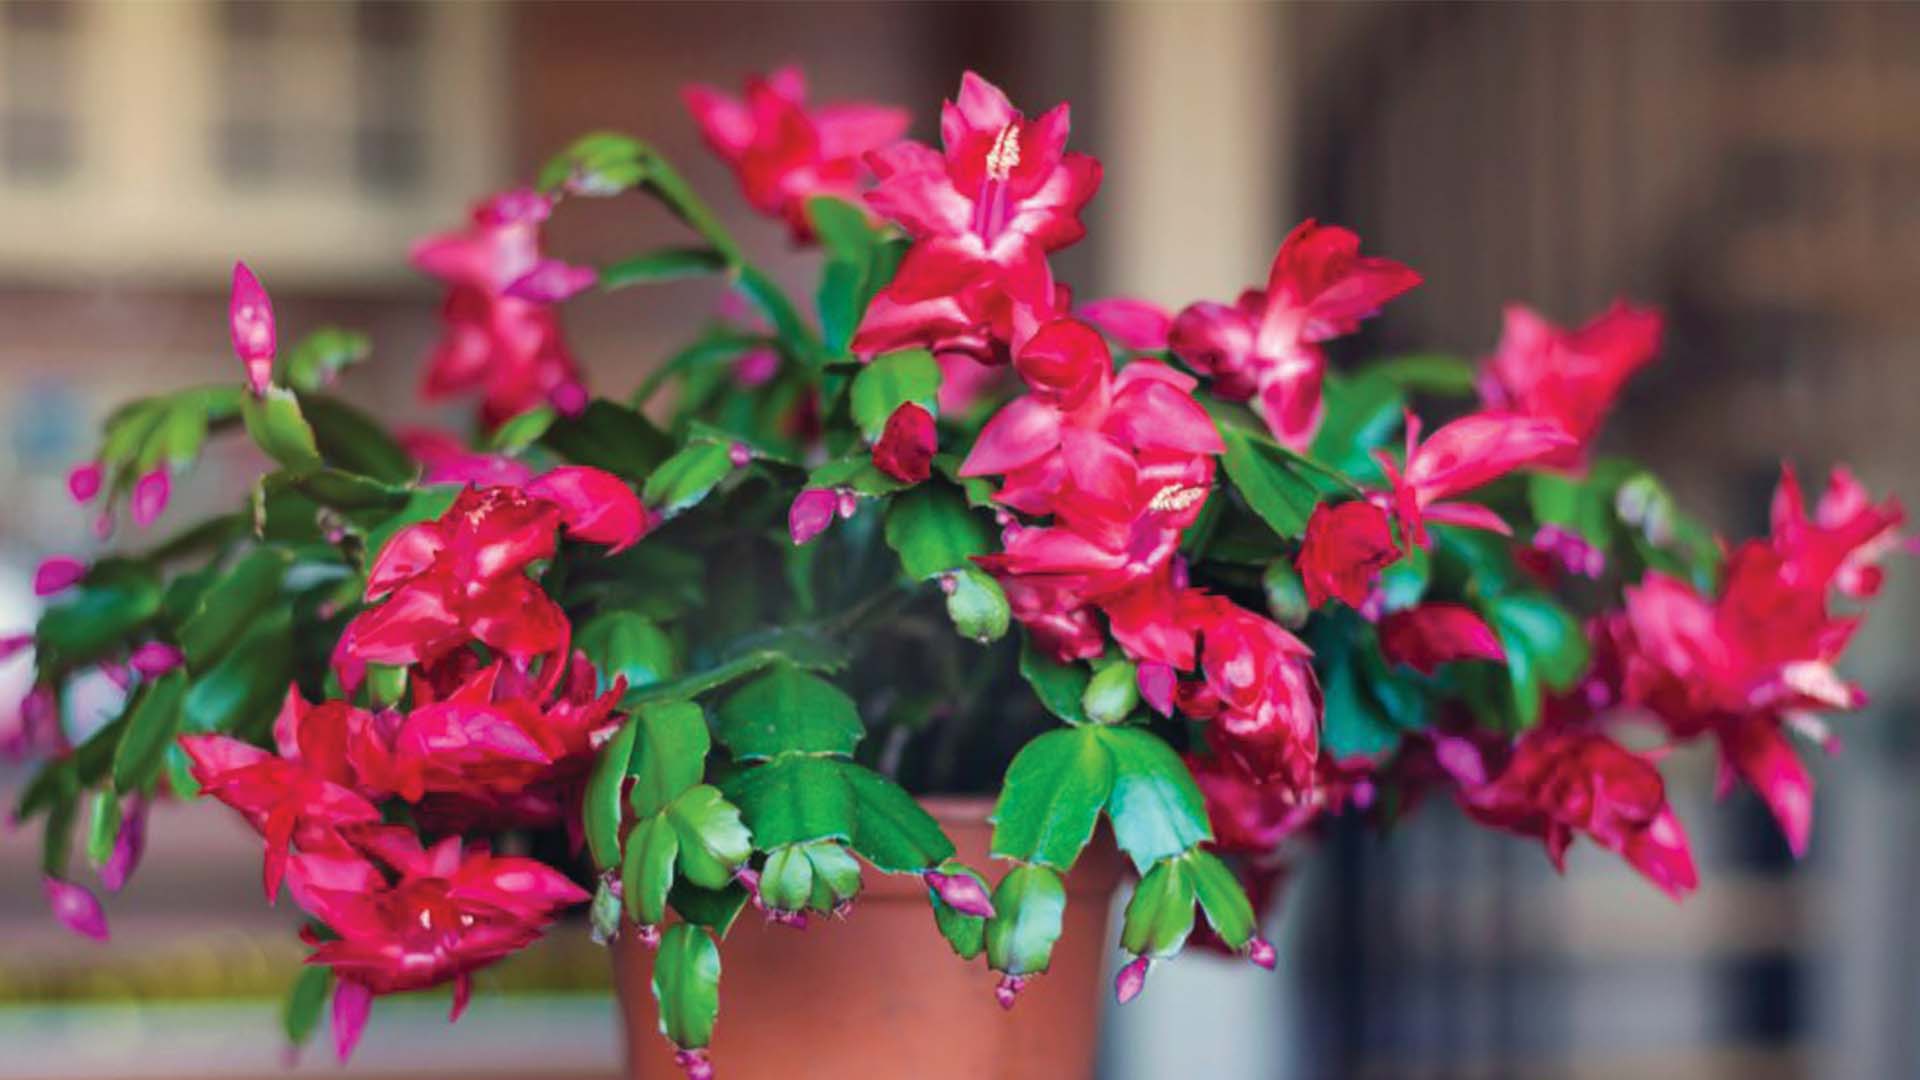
[2,2,1917,1077]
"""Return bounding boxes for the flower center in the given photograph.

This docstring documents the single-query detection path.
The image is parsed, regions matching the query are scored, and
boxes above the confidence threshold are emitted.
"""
[1148,484,1207,514]
[972,123,1022,244]
[985,124,1021,182]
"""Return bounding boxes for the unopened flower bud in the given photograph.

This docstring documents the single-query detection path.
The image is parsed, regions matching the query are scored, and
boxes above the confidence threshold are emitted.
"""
[788,489,837,546]
[1114,956,1151,1003]
[673,1048,714,1080]
[131,468,170,529]
[635,923,661,950]
[924,870,995,918]
[33,556,86,596]
[835,489,858,520]
[1247,937,1277,970]
[994,974,1029,1010]
[728,442,754,468]
[1082,660,1139,725]
[67,461,103,504]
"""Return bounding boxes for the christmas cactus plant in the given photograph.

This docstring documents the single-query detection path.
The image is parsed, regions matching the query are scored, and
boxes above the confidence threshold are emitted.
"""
[7,68,1909,1075]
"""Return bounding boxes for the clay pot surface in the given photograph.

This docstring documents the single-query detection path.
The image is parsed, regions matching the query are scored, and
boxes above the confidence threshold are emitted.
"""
[616,795,1125,1079]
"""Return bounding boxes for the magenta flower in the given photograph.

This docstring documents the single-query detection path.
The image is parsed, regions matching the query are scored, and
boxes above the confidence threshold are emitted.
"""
[131,467,171,529]
[127,641,184,679]
[684,66,909,241]
[1377,410,1575,548]
[400,429,536,488]
[44,877,109,941]
[1170,221,1420,450]
[67,461,103,504]
[1377,604,1506,675]
[789,488,839,546]
[1075,297,1172,352]
[1296,501,1399,610]
[100,796,149,892]
[1770,463,1907,601]
[1177,596,1321,789]
[503,258,599,304]
[33,555,86,596]
[230,261,277,397]
[872,402,937,484]
[1478,302,1662,470]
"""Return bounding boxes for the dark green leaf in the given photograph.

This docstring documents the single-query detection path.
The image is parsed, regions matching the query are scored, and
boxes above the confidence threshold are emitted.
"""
[1187,849,1257,950]
[985,864,1066,977]
[180,611,291,736]
[281,965,333,1048]
[883,482,992,581]
[805,196,881,268]
[1097,727,1211,871]
[722,754,855,847]
[651,924,721,1050]
[816,258,865,357]
[622,814,680,927]
[298,394,415,485]
[626,700,710,818]
[1482,592,1588,729]
[1018,638,1090,725]
[990,728,1114,869]
[838,763,955,873]
[715,665,863,761]
[111,670,187,793]
[668,880,749,935]
[1118,859,1196,958]
[541,400,674,480]
[35,560,162,669]
[281,328,372,394]
[578,612,679,697]
[178,549,290,671]
[1219,424,1320,539]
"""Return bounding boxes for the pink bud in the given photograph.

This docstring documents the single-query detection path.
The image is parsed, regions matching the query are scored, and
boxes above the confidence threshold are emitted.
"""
[550,381,589,417]
[788,489,837,546]
[230,261,277,396]
[938,573,959,596]
[67,461,103,503]
[503,259,599,304]
[924,870,995,918]
[33,556,85,596]
[1247,937,1277,970]
[732,347,779,388]
[128,642,184,679]
[100,797,148,893]
[332,977,373,1063]
[43,878,108,941]
[477,189,553,226]
[872,402,936,484]
[1137,662,1177,717]
[673,1048,714,1080]
[728,442,754,468]
[993,974,1028,1010]
[636,923,662,950]
[835,490,858,520]
[99,662,131,692]
[131,468,170,529]
[0,633,31,663]
[1114,956,1151,1004]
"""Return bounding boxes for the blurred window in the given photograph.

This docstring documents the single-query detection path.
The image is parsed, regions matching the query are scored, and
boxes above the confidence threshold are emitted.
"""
[0,0,506,283]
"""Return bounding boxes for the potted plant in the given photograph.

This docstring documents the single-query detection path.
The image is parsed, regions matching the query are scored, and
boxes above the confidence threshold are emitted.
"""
[7,68,1906,1079]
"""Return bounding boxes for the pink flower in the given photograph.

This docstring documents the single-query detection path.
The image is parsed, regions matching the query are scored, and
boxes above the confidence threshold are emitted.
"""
[1478,302,1661,470]
[1377,604,1505,675]
[525,466,653,553]
[1075,297,1171,352]
[1170,221,1420,450]
[100,796,148,892]
[332,977,373,1063]
[684,66,909,241]
[789,488,839,546]
[1459,726,1698,900]
[853,72,1098,364]
[412,190,587,427]
[872,402,936,484]
[131,467,171,529]
[1770,463,1906,601]
[400,429,536,489]
[44,877,109,941]
[502,258,599,304]
[127,641,184,679]
[67,461,103,504]
[33,555,86,596]
[230,261,277,396]
[1377,410,1576,548]
[1177,597,1321,788]
[1296,501,1399,610]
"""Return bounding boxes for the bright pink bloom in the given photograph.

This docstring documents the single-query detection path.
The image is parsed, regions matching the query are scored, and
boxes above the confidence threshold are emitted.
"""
[789,488,839,546]
[1770,463,1906,601]
[230,261,277,396]
[401,429,536,489]
[873,402,936,484]
[44,877,108,941]
[502,259,598,304]
[1376,410,1575,548]
[1076,298,1172,352]
[1169,221,1420,450]
[1177,598,1320,788]
[131,468,170,529]
[127,641,184,679]
[1460,726,1698,900]
[332,977,373,1063]
[526,466,652,553]
[67,461,103,504]
[923,870,995,918]
[2,685,65,761]
[100,796,148,892]
[33,555,85,596]
[1114,955,1151,1004]
[1296,501,1398,610]
[1377,604,1506,675]
[684,66,909,241]
[1529,524,1606,579]
[1478,302,1661,470]
[854,72,1098,364]
[412,190,586,427]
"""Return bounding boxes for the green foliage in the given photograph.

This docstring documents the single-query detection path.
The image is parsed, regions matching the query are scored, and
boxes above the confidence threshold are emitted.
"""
[652,924,722,1050]
[664,785,753,889]
[577,612,679,696]
[850,350,942,441]
[1480,591,1588,730]
[985,865,1066,976]
[602,246,728,289]
[625,701,710,818]
[584,716,639,870]
[882,482,993,581]
[281,965,333,1049]
[35,560,162,670]
[715,665,864,761]
[990,728,1114,869]
[110,671,187,793]
[642,442,736,517]
[240,387,323,472]
[1018,639,1091,725]
[280,328,372,394]
[1119,859,1197,958]
[622,814,680,927]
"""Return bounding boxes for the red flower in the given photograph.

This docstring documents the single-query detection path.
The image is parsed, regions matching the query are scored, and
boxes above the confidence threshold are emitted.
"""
[1376,410,1576,547]
[412,190,587,427]
[1459,726,1698,900]
[295,827,585,1024]
[1177,598,1321,788]
[178,733,381,902]
[1170,221,1419,450]
[1478,302,1661,470]
[872,402,937,483]
[526,466,654,553]
[684,67,909,241]
[1296,501,1399,610]
[401,429,536,488]
[853,72,1098,364]
[1377,604,1506,675]
[1076,297,1172,352]
[1769,463,1906,601]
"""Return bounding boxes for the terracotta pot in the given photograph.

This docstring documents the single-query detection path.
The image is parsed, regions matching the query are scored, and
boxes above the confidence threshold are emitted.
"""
[614,796,1126,1079]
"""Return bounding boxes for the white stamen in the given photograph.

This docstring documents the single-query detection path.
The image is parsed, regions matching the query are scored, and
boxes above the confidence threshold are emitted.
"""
[1148,484,1206,514]
[985,124,1021,182]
